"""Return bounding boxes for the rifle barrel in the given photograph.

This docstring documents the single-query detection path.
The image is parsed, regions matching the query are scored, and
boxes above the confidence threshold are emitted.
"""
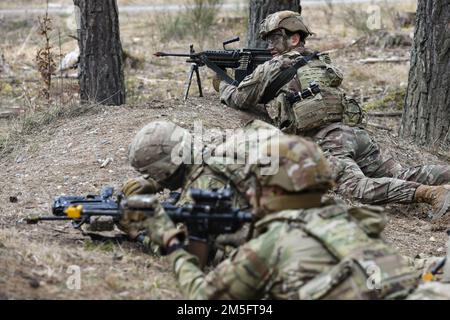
[26,216,72,224]
[78,209,121,216]
[154,52,192,58]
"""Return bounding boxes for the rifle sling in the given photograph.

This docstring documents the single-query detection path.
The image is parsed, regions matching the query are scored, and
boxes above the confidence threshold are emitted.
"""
[200,54,239,86]
[260,52,319,104]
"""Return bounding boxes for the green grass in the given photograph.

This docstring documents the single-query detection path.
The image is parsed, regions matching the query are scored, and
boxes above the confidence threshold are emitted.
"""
[363,88,406,111]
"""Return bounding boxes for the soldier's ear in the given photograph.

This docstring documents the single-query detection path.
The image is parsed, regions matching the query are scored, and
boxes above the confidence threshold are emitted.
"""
[290,33,301,46]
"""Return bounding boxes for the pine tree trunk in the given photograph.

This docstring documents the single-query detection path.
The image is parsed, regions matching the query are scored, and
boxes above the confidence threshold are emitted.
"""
[399,0,450,147]
[247,0,302,48]
[73,0,125,105]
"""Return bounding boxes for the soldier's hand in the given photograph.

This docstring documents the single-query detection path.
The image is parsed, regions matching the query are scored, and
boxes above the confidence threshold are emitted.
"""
[212,73,223,93]
[119,194,186,249]
[121,177,160,197]
[143,201,186,250]
[118,194,159,238]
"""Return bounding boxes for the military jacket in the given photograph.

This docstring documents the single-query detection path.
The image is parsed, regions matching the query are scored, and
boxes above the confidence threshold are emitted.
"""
[220,47,362,134]
[169,204,420,299]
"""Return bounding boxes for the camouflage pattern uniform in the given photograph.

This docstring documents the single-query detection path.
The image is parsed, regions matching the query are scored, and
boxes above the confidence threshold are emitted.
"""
[125,119,281,208]
[314,125,450,205]
[164,135,421,299]
[123,120,283,257]
[180,120,282,207]
[219,12,450,206]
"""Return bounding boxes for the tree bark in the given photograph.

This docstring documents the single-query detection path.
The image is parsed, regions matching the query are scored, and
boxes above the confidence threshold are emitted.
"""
[247,0,302,48]
[74,0,125,105]
[399,0,450,147]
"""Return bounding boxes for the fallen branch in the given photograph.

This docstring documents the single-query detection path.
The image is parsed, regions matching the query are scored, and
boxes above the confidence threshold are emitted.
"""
[366,111,403,117]
[54,75,78,79]
[321,48,343,55]
[359,57,410,64]
[0,112,12,119]
[348,36,367,47]
[366,122,393,131]
[0,108,25,119]
[0,76,40,83]
[136,76,184,84]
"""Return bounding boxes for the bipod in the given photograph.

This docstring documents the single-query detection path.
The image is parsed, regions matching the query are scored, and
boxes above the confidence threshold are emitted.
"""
[184,44,203,101]
[184,63,203,101]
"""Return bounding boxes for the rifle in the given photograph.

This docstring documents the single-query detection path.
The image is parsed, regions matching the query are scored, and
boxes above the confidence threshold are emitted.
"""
[26,186,253,240]
[154,36,272,100]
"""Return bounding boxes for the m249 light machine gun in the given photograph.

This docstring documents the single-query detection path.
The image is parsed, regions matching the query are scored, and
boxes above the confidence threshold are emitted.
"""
[154,37,272,100]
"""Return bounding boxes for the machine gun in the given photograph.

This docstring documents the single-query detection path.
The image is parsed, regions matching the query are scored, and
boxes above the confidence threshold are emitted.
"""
[26,186,253,240]
[154,36,272,100]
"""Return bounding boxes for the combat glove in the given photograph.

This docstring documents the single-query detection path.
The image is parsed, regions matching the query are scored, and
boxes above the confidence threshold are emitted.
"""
[121,177,160,197]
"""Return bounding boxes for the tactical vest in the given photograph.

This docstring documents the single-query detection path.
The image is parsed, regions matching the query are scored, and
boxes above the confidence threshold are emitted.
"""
[256,204,419,300]
[265,51,364,134]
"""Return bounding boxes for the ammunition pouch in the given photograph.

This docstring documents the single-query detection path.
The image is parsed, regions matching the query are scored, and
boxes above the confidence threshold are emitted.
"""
[268,90,365,134]
[291,88,344,132]
[264,52,365,134]
[342,96,364,127]
[298,253,418,300]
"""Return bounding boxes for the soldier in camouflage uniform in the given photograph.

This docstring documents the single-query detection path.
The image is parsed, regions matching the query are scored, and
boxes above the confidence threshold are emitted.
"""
[120,119,282,264]
[217,10,450,222]
[121,134,430,299]
[122,119,281,207]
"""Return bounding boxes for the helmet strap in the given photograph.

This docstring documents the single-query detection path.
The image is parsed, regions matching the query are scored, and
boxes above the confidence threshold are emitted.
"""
[159,164,187,190]
[263,192,324,212]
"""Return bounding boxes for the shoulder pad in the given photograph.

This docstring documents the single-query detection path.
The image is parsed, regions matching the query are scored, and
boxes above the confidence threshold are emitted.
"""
[317,53,332,64]
[284,50,301,58]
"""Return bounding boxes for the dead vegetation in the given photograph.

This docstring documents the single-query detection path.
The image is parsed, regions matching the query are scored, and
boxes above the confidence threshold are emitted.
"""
[155,0,224,45]
[2,0,449,300]
[35,2,57,101]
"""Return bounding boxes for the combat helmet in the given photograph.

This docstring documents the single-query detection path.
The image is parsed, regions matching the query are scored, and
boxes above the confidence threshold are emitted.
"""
[259,11,312,41]
[250,134,334,193]
[128,121,192,182]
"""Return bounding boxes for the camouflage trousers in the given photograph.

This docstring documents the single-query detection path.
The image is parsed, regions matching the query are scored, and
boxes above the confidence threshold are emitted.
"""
[313,123,450,205]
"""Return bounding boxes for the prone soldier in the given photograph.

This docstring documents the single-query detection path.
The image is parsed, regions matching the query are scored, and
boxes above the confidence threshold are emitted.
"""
[122,119,281,206]
[119,119,282,265]
[120,135,436,300]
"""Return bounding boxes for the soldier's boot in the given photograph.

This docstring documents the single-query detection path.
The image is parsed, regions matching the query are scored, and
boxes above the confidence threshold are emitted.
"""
[414,185,450,221]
